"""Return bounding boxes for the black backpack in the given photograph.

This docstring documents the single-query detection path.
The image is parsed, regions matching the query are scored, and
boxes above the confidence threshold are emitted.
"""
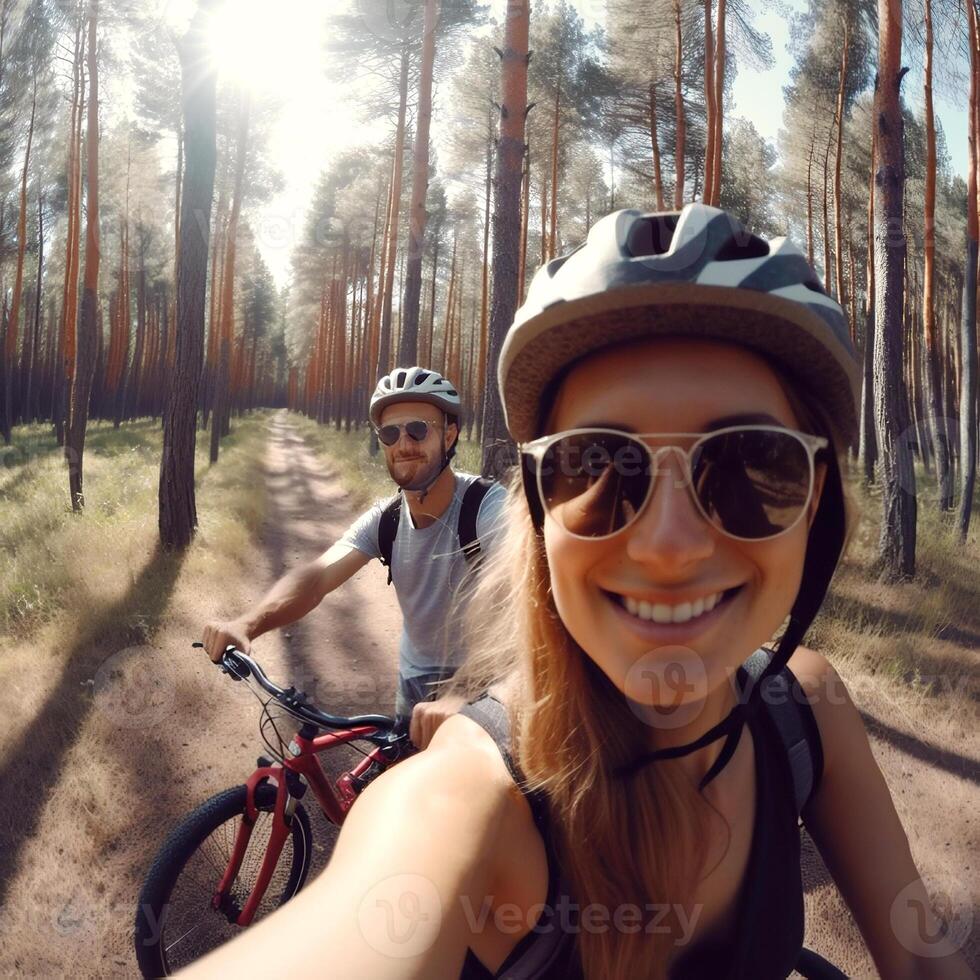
[377,477,495,586]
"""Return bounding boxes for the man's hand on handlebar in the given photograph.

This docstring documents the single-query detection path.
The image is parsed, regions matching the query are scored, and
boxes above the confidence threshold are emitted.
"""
[201,619,253,664]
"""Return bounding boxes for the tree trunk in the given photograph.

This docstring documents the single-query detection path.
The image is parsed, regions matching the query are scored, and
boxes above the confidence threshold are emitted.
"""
[648,81,665,209]
[377,45,410,378]
[806,129,816,266]
[519,141,530,298]
[833,16,849,311]
[2,73,35,443]
[442,231,458,376]
[477,106,493,437]
[24,190,44,425]
[922,0,953,510]
[548,85,560,259]
[709,0,726,204]
[481,0,529,478]
[861,120,878,482]
[159,0,218,549]
[127,238,147,419]
[399,0,439,366]
[958,0,979,541]
[114,213,131,427]
[703,0,716,207]
[65,0,99,512]
[540,163,548,266]
[57,15,84,447]
[673,0,685,208]
[872,0,916,580]
[822,123,834,294]
[426,240,439,367]
[210,94,250,460]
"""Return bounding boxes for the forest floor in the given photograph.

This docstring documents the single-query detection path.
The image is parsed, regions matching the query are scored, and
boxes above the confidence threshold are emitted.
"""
[0,409,976,977]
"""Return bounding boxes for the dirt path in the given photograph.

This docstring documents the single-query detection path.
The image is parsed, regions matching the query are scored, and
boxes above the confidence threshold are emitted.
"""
[0,412,403,977]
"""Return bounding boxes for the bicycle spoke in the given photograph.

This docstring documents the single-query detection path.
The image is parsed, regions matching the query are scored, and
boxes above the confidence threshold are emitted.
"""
[158,804,300,972]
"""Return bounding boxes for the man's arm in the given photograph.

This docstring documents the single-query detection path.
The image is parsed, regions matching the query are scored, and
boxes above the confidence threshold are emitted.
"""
[201,543,371,662]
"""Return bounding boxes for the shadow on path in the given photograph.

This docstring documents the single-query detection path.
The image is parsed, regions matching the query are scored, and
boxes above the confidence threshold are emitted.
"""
[858,710,980,786]
[0,546,184,908]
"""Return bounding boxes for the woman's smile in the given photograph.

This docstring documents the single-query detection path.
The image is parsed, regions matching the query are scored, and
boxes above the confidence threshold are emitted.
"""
[601,583,746,642]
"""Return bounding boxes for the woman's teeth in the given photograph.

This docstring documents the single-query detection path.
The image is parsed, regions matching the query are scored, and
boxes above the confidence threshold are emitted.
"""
[620,590,729,624]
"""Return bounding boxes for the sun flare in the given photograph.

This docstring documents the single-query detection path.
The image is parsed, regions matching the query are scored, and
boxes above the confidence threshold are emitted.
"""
[206,0,305,94]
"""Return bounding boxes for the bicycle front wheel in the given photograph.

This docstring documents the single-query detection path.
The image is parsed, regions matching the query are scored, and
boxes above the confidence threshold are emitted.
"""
[134,782,313,978]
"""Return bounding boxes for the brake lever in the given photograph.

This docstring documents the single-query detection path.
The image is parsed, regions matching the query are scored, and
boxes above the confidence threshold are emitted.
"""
[191,641,245,682]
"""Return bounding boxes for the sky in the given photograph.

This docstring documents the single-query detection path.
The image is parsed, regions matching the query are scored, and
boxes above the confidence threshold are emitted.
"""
[199,0,971,288]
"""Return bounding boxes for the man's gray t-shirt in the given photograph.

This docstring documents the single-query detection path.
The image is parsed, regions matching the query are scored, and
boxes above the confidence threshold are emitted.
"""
[338,472,507,679]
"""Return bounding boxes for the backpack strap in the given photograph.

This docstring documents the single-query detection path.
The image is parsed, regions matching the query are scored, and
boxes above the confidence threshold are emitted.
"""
[457,477,494,564]
[377,494,401,586]
[740,648,824,820]
[458,694,551,836]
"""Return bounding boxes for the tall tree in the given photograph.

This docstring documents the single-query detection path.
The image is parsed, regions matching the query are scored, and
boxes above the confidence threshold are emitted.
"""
[672,0,686,207]
[921,0,953,510]
[209,92,250,463]
[159,0,219,549]
[398,0,439,365]
[872,0,917,579]
[958,0,979,540]
[2,70,35,444]
[65,0,100,512]
[481,0,529,478]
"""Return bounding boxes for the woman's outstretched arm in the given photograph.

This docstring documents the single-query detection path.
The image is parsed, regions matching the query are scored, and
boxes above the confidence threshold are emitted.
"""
[790,646,973,980]
[176,718,515,979]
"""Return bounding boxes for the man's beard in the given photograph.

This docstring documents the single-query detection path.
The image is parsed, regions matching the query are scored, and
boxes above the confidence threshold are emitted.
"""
[386,451,444,492]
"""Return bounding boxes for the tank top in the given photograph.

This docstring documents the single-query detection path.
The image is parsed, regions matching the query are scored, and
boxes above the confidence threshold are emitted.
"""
[457,650,824,980]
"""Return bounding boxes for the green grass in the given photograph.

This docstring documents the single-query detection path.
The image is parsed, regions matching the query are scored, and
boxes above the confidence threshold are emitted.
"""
[809,458,980,703]
[0,412,274,644]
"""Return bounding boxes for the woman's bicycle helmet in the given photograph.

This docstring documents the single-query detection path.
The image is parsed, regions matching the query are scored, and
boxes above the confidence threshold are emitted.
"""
[498,203,861,789]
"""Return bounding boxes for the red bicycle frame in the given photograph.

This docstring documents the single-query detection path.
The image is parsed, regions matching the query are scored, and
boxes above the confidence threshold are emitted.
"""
[211,724,394,926]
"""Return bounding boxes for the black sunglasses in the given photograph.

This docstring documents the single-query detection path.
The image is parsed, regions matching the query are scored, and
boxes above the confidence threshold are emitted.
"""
[521,424,828,542]
[376,420,442,446]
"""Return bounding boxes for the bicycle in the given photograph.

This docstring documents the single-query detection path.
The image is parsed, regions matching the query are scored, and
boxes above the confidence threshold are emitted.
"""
[133,644,414,977]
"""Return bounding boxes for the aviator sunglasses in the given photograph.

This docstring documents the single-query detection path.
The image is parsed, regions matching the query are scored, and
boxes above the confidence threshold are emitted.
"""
[521,424,828,542]
[376,419,442,446]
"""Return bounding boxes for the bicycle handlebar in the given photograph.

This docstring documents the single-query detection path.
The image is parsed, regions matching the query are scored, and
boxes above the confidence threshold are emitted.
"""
[192,642,397,734]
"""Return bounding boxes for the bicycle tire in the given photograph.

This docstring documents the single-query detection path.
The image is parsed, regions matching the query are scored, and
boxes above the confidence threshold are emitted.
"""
[134,782,313,978]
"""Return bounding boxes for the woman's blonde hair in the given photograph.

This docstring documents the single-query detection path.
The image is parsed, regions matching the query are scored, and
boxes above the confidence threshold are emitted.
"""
[447,361,860,979]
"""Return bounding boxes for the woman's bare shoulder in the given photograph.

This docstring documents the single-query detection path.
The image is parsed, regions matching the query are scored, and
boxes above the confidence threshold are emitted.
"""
[375,711,515,802]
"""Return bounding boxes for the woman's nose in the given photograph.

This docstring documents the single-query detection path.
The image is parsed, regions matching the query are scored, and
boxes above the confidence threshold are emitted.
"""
[624,447,716,569]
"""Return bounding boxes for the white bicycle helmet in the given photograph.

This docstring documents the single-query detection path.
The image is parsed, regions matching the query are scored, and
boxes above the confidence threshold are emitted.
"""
[500,202,859,450]
[369,366,461,428]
